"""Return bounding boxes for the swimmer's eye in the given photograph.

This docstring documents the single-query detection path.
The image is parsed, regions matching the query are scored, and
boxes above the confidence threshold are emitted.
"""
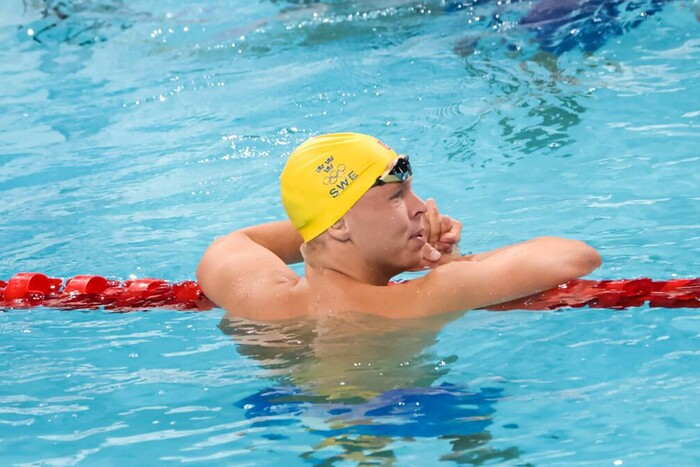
[390,186,406,200]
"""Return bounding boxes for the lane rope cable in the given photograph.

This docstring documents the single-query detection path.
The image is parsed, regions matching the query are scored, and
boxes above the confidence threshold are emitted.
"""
[1,272,700,312]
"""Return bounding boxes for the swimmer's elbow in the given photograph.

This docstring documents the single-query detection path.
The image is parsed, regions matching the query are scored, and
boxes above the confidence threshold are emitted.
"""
[562,239,602,278]
[195,258,208,289]
[196,244,215,286]
[527,237,601,283]
[195,256,215,306]
[195,244,226,307]
[583,244,602,274]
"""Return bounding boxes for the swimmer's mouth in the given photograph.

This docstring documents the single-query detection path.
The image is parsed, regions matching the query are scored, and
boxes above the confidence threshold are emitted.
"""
[410,229,426,240]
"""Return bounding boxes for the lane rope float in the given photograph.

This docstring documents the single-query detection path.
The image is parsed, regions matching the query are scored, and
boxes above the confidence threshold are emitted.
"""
[1,272,700,312]
[0,273,213,312]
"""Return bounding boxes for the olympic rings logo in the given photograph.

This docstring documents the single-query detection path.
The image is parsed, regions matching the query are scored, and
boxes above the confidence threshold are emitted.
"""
[322,164,347,185]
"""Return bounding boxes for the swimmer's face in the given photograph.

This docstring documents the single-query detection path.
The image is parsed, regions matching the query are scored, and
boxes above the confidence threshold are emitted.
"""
[344,178,428,274]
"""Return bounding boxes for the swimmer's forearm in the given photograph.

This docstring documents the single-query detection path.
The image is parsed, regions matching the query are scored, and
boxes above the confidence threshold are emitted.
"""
[459,244,521,262]
[462,237,601,283]
[239,221,304,264]
[416,237,602,313]
[460,237,598,265]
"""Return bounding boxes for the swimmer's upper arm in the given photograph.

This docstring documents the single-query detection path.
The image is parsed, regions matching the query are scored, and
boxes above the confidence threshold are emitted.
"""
[354,237,601,318]
[196,222,305,320]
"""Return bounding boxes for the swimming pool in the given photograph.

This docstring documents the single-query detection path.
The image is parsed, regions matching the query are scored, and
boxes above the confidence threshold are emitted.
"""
[1,0,699,464]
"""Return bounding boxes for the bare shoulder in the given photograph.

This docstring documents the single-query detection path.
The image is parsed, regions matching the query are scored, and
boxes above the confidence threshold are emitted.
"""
[196,231,307,320]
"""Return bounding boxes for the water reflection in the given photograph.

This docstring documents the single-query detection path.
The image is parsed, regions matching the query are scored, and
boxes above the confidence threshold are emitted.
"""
[448,0,684,163]
[451,0,673,57]
[19,0,135,46]
[220,312,525,465]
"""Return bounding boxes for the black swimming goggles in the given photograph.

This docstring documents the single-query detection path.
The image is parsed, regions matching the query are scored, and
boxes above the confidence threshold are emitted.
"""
[373,155,412,186]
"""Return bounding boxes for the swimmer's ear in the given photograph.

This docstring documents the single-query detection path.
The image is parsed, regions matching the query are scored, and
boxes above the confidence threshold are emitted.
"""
[326,218,351,242]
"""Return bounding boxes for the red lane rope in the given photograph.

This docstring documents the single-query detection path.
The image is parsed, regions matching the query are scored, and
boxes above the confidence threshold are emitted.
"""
[1,272,699,312]
[0,273,213,312]
[487,278,700,311]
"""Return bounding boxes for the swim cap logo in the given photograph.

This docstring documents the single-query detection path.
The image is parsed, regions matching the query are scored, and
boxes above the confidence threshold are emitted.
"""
[322,164,347,186]
[314,155,358,198]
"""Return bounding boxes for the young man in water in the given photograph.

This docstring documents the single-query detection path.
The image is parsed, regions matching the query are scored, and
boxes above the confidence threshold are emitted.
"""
[197,132,601,320]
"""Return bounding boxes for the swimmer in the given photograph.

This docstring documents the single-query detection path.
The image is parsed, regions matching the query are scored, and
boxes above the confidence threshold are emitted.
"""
[197,132,601,320]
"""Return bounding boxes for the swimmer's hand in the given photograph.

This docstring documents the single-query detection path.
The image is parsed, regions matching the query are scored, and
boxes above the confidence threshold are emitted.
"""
[420,198,462,267]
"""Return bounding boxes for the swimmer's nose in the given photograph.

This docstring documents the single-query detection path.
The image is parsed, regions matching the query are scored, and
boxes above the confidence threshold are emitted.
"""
[408,190,428,217]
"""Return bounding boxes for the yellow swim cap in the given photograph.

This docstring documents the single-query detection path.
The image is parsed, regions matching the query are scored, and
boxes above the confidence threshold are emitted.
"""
[280,132,399,242]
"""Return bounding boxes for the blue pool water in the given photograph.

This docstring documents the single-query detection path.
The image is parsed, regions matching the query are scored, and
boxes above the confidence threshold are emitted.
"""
[1,0,700,464]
